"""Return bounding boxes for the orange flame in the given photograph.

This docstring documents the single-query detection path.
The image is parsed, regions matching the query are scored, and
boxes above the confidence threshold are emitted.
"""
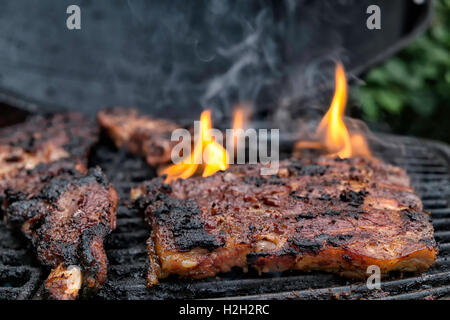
[296,62,371,158]
[159,110,229,183]
[232,105,249,148]
[232,107,246,132]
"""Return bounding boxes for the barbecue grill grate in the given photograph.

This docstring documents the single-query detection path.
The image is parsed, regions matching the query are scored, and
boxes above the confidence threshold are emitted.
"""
[0,134,449,300]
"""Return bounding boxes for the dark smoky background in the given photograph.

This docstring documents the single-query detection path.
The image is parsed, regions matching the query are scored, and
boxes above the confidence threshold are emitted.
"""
[0,0,429,134]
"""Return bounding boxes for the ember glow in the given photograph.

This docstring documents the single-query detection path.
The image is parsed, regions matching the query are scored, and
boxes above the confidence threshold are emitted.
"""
[159,110,229,183]
[296,62,371,158]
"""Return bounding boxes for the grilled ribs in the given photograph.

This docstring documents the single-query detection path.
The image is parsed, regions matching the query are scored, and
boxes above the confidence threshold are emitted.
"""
[0,113,98,212]
[131,156,437,286]
[98,108,179,166]
[6,167,118,300]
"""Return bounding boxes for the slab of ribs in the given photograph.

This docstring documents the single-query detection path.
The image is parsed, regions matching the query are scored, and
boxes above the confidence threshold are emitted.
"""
[0,113,118,300]
[131,156,437,287]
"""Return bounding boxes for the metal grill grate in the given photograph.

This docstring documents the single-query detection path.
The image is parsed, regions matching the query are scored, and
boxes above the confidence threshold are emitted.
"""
[0,134,449,300]
[0,224,41,300]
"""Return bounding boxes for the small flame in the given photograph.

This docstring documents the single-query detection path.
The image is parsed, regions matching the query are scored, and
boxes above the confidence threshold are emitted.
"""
[296,62,371,158]
[232,104,250,148]
[233,107,245,132]
[160,110,229,183]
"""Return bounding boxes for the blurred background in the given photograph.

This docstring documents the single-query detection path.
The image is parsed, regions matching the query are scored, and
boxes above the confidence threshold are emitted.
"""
[0,0,448,143]
[353,0,450,143]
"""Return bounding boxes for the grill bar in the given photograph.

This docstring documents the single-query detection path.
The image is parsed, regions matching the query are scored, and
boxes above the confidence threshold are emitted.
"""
[224,272,450,300]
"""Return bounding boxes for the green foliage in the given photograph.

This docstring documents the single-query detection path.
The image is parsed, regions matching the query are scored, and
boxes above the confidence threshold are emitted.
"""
[356,0,450,142]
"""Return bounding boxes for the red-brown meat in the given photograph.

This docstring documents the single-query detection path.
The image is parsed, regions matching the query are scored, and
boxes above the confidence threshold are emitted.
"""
[97,107,179,166]
[0,113,98,212]
[6,167,118,300]
[131,156,437,286]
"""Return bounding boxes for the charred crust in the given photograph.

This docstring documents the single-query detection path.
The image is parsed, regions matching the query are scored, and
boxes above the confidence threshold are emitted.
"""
[242,176,264,187]
[152,195,224,252]
[4,188,27,204]
[400,208,427,222]
[6,198,43,226]
[291,164,329,177]
[37,167,109,203]
[289,191,309,201]
[143,177,172,197]
[133,196,150,212]
[286,233,353,255]
[343,211,361,219]
[321,210,340,216]
[38,178,72,203]
[86,167,109,188]
[419,238,437,248]
[243,175,286,187]
[339,190,368,207]
[287,238,323,255]
[295,212,315,220]
[246,252,270,264]
[342,254,353,262]
[27,160,79,178]
[136,178,223,251]
[318,193,332,201]
[325,234,353,247]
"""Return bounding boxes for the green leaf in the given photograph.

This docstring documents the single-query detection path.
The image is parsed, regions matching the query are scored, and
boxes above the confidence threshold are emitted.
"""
[365,69,390,85]
[383,58,409,84]
[375,90,404,114]
[358,89,379,120]
[416,62,439,79]
[408,92,437,117]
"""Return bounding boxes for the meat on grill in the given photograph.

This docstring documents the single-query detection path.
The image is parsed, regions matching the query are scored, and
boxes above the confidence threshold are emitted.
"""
[0,113,98,212]
[97,107,179,166]
[131,156,437,286]
[1,159,85,212]
[6,167,118,300]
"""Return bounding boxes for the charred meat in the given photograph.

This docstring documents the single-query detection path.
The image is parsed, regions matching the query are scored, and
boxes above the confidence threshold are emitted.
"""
[0,113,98,210]
[131,156,437,286]
[1,159,85,212]
[6,167,118,300]
[97,107,179,166]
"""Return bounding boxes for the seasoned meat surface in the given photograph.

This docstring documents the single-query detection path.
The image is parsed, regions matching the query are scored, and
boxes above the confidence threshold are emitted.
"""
[6,167,118,300]
[97,107,179,166]
[0,113,98,211]
[131,156,437,286]
[1,159,85,212]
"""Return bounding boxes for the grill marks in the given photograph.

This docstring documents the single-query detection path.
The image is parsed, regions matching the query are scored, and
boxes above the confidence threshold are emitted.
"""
[132,156,438,286]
